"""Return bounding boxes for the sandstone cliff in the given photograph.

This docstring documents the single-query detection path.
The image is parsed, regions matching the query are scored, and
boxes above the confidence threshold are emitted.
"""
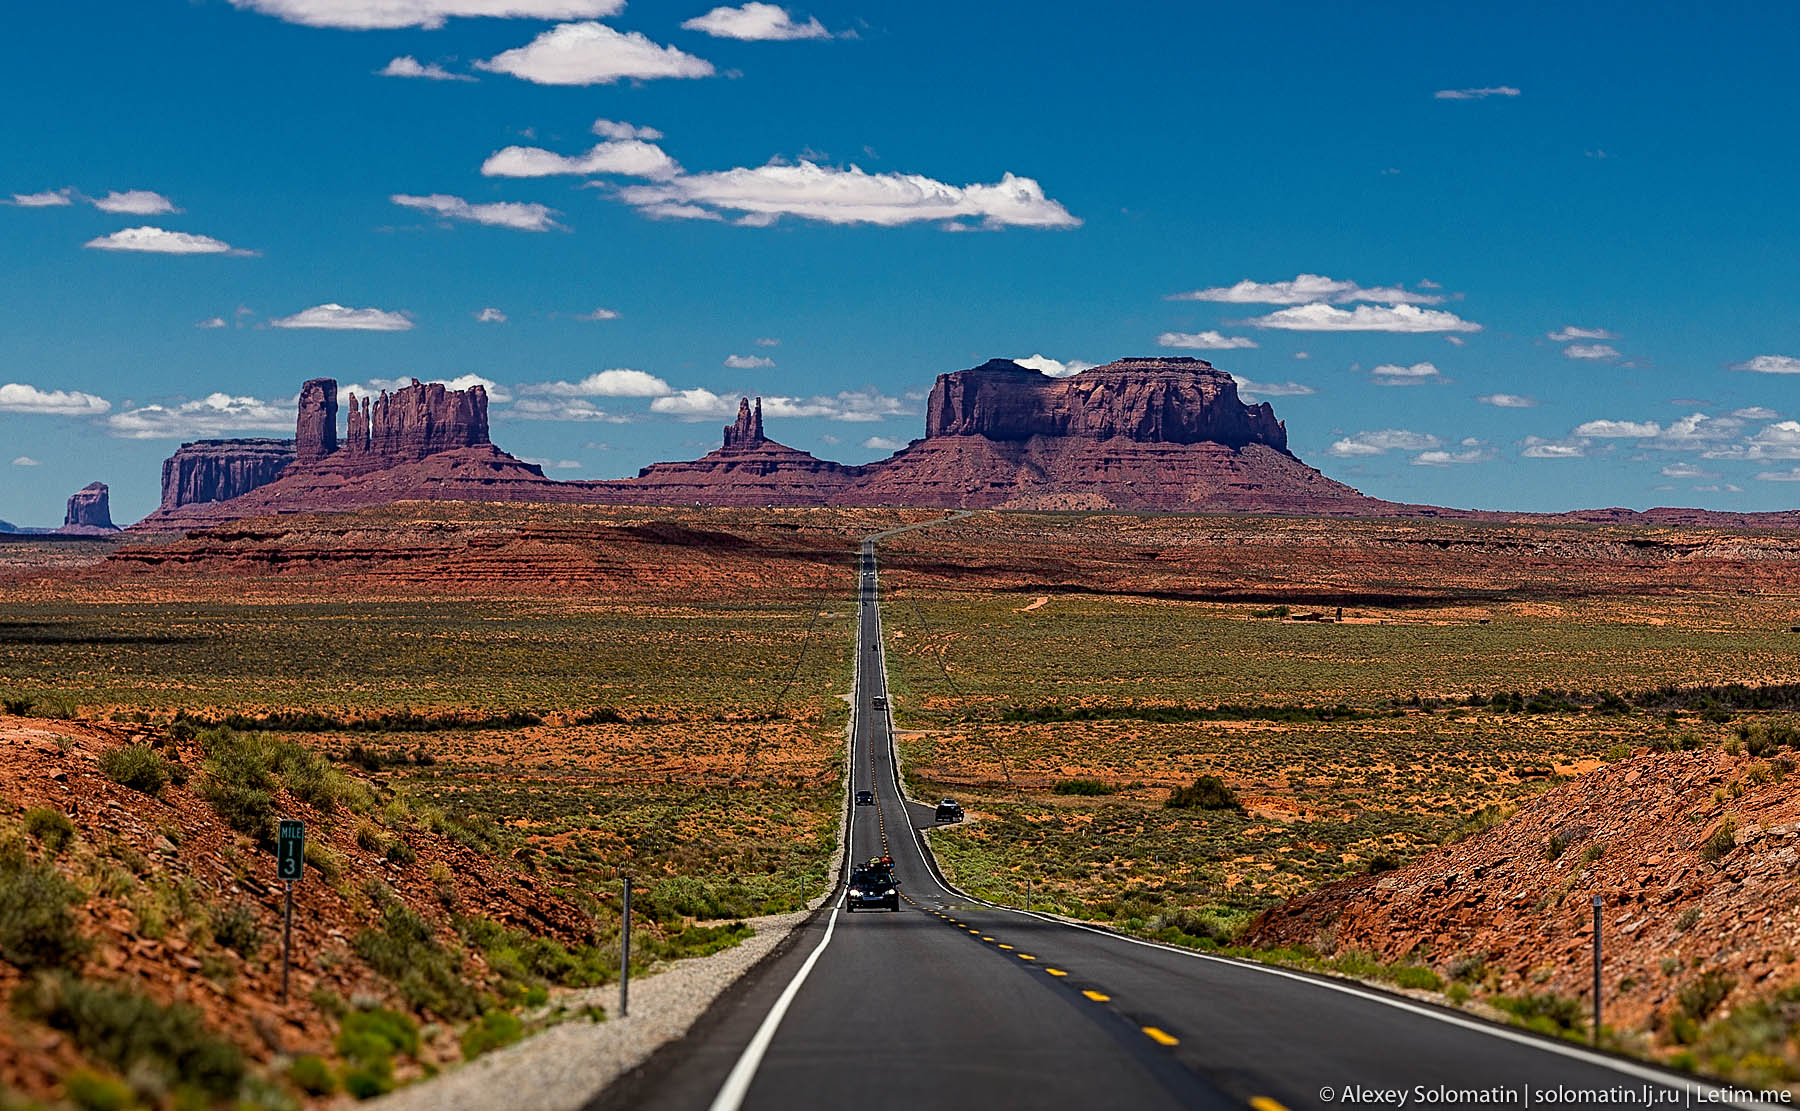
[159,439,297,512]
[339,380,491,468]
[57,482,119,534]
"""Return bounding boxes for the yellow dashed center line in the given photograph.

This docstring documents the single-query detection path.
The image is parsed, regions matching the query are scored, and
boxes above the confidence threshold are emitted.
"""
[1045,968,1067,977]
[1250,1099,1291,1111]
[1141,1026,1179,1047]
[997,944,1014,950]
[1017,954,1036,961]
[1082,990,1110,1002]
[981,936,995,942]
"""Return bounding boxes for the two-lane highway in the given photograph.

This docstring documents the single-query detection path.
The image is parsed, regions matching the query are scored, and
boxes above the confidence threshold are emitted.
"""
[597,535,1776,1111]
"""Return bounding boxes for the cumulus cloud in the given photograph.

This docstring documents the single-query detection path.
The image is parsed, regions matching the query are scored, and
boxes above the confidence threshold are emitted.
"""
[1548,326,1617,343]
[270,303,413,331]
[478,22,714,85]
[1167,274,1444,305]
[1521,436,1588,459]
[858,435,906,452]
[1574,419,1659,438]
[228,0,624,29]
[8,188,73,207]
[682,3,829,40]
[92,189,178,215]
[508,398,625,421]
[0,383,112,416]
[525,369,672,397]
[592,118,663,140]
[650,386,907,422]
[1413,442,1490,466]
[475,307,507,323]
[1013,354,1095,378]
[724,354,775,369]
[1661,463,1717,479]
[392,192,560,231]
[1157,330,1257,350]
[380,55,476,80]
[754,337,779,347]
[1731,355,1800,375]
[481,139,682,180]
[1563,343,1619,360]
[106,393,290,439]
[195,317,228,329]
[1231,377,1314,400]
[1755,467,1800,483]
[1328,429,1441,457]
[1478,393,1537,408]
[575,307,620,321]
[1712,421,1800,462]
[338,374,510,403]
[617,161,1078,230]
[83,226,255,256]
[11,457,40,467]
[1371,361,1442,385]
[1734,406,1779,420]
[1434,86,1521,100]
[1246,303,1481,333]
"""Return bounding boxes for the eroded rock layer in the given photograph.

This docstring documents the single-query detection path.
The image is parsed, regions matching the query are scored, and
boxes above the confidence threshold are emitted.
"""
[58,482,118,534]
[159,439,297,511]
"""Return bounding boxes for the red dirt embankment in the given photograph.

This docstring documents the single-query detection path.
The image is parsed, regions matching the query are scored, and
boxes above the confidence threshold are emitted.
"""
[1246,747,1800,1042]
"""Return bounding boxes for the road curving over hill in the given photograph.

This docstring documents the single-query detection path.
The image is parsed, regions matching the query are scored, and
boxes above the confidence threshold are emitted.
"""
[592,531,1782,1111]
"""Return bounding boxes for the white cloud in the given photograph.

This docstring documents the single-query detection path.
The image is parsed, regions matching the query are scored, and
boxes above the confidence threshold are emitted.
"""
[754,336,779,347]
[1755,467,1800,483]
[682,3,829,40]
[481,139,682,180]
[475,307,507,323]
[575,307,620,321]
[1573,419,1659,438]
[1413,445,1489,466]
[1328,429,1441,457]
[83,226,255,256]
[195,317,228,329]
[1292,351,1310,359]
[228,0,624,29]
[1167,274,1444,305]
[380,56,476,80]
[1477,393,1537,408]
[11,457,40,467]
[269,303,413,331]
[650,386,908,422]
[338,374,511,403]
[1734,406,1779,420]
[1013,354,1095,378]
[1661,463,1717,479]
[1371,361,1441,384]
[92,189,178,215]
[1231,376,1314,399]
[392,192,561,231]
[1434,86,1521,100]
[1520,436,1588,459]
[860,435,907,451]
[478,22,715,85]
[9,189,73,207]
[1443,335,1466,347]
[508,398,625,422]
[521,456,582,470]
[593,118,663,140]
[526,369,672,397]
[1723,421,1800,461]
[0,383,111,416]
[724,354,775,369]
[650,388,738,419]
[1247,303,1481,333]
[1548,326,1617,342]
[106,393,290,439]
[1157,330,1257,350]
[1730,355,1800,375]
[617,161,1078,229]
[1563,343,1619,360]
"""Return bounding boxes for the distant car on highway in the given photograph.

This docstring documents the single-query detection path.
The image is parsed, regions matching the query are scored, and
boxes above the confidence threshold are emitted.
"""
[846,867,898,911]
[935,798,964,823]
[872,696,886,710]
[855,790,875,806]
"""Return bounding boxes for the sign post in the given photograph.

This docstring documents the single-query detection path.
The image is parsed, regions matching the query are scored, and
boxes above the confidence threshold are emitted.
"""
[620,876,632,1019]
[277,820,305,1004]
[1591,894,1603,1046]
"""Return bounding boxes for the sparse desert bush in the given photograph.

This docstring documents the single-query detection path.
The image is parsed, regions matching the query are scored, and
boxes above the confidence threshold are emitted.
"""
[99,744,173,796]
[335,1006,420,1099]
[1699,818,1737,864]
[23,808,75,855]
[460,1009,524,1060]
[1678,970,1736,1022]
[62,1068,134,1111]
[1051,778,1113,796]
[0,857,86,970]
[1493,992,1586,1039]
[198,729,278,843]
[288,1053,337,1096]
[1164,775,1244,812]
[1443,804,1516,845]
[211,902,263,958]
[353,904,478,1019]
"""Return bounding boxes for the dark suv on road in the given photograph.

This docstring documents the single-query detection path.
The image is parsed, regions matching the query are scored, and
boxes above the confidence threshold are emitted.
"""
[846,867,898,911]
[935,798,964,823]
[855,790,875,806]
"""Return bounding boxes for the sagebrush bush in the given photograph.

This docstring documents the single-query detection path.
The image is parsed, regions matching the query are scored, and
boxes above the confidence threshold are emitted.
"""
[0,857,86,970]
[211,902,263,958]
[460,1009,523,1060]
[13,972,244,1100]
[23,808,75,854]
[1051,779,1114,796]
[99,744,172,796]
[353,905,478,1019]
[1164,775,1244,812]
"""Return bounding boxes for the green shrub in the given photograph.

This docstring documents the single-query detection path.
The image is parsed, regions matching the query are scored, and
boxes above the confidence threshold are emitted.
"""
[1390,965,1443,992]
[23,809,75,854]
[98,745,172,796]
[1443,803,1515,845]
[1678,970,1736,1021]
[62,1069,134,1111]
[0,858,87,970]
[353,906,478,1019]
[1365,853,1401,874]
[288,1054,337,1096]
[12,972,244,1100]
[1164,775,1244,812]
[1699,819,1737,864]
[197,730,276,843]
[460,1009,523,1060]
[210,903,262,958]
[1493,992,1586,1038]
[341,1067,388,1100]
[1051,779,1114,796]
[335,1006,419,1098]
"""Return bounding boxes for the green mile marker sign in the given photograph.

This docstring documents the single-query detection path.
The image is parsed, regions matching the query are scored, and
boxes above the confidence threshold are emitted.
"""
[277,820,305,882]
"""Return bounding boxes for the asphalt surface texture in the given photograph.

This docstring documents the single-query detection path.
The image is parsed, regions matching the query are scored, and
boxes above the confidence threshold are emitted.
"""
[594,535,1774,1111]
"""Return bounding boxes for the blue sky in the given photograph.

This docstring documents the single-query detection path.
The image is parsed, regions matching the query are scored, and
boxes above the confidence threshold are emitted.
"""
[5,1,1800,525]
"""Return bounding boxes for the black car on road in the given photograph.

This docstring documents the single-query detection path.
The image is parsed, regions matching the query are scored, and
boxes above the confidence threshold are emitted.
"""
[846,867,898,911]
[935,798,964,823]
[855,790,875,806]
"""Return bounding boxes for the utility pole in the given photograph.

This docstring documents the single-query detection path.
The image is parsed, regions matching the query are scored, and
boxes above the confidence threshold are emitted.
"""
[620,876,632,1019]
[1591,894,1603,1046]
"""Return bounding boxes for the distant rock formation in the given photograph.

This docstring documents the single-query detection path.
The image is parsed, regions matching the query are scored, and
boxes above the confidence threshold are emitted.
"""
[588,395,858,504]
[58,482,119,534]
[340,380,491,467]
[722,397,765,450]
[159,439,297,511]
[295,378,339,464]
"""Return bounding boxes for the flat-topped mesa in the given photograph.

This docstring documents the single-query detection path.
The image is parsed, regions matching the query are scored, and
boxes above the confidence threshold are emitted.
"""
[721,397,766,451]
[341,378,491,465]
[925,357,1289,452]
[59,482,117,533]
[159,439,296,510]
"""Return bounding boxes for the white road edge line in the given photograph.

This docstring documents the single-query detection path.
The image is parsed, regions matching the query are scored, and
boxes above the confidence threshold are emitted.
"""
[703,907,841,1111]
[861,540,1785,1111]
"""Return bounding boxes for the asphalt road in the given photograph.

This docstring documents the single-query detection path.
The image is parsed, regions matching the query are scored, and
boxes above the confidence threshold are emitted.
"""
[596,537,1777,1111]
